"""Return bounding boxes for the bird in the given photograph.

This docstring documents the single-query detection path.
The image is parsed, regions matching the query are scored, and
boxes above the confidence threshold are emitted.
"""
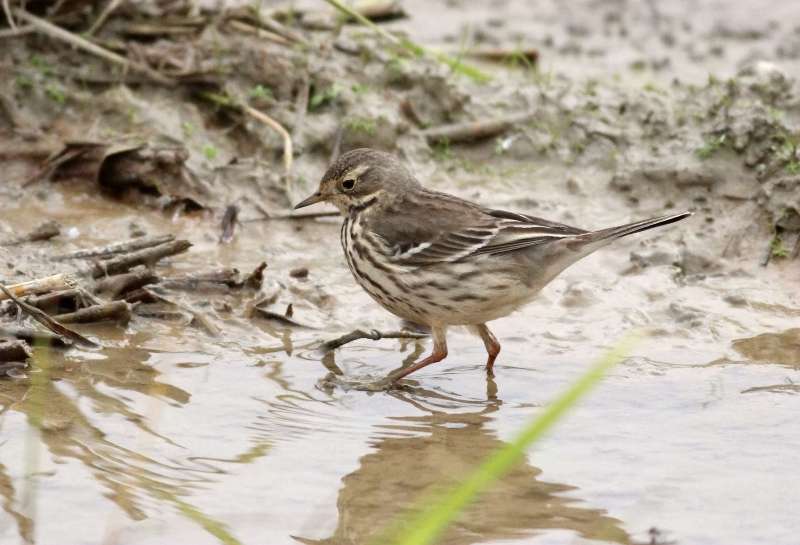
[294,148,691,383]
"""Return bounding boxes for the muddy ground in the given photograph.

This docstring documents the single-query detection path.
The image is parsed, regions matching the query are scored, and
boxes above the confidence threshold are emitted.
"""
[1,1,799,544]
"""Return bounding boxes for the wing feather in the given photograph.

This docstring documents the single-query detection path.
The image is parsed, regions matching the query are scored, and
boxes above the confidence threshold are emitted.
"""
[386,209,585,266]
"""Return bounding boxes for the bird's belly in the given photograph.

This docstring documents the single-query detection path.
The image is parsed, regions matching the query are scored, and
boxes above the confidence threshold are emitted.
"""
[349,252,535,326]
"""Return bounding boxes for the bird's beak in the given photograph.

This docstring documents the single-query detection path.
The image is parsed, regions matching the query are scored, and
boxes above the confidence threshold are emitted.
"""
[294,191,324,210]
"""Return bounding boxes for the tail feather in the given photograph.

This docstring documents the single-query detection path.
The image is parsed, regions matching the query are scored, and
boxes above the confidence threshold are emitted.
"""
[590,211,692,242]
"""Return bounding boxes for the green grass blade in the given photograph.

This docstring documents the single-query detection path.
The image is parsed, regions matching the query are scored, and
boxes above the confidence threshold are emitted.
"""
[380,334,638,545]
[323,0,491,83]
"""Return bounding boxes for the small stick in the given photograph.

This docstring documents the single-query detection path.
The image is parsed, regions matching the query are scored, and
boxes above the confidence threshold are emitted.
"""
[55,301,132,324]
[463,46,539,64]
[160,268,242,290]
[246,11,309,46]
[93,270,158,299]
[143,287,220,336]
[0,24,34,38]
[0,284,98,347]
[14,9,176,86]
[88,240,192,279]
[86,0,125,36]
[200,92,293,198]
[1,0,15,30]
[420,112,535,144]
[242,104,293,177]
[225,19,291,46]
[0,326,72,348]
[0,274,77,301]
[320,328,427,351]
[53,234,176,261]
[241,211,340,223]
[27,289,81,312]
[252,307,315,329]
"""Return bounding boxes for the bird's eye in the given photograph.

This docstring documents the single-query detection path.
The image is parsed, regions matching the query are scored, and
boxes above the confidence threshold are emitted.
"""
[342,178,356,190]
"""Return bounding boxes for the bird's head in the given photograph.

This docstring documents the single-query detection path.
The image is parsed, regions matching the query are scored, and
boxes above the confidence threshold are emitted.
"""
[294,148,420,214]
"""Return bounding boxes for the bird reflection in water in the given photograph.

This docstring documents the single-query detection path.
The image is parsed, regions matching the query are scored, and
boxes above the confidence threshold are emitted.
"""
[301,353,630,545]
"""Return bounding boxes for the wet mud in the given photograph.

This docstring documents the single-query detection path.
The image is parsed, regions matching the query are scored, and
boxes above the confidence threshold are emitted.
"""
[1,1,799,544]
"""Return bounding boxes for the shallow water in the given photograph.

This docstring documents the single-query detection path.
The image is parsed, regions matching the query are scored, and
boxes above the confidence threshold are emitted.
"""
[1,168,799,545]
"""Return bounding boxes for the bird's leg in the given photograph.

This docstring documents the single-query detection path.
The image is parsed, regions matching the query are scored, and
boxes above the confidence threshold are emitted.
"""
[475,323,501,375]
[388,326,448,382]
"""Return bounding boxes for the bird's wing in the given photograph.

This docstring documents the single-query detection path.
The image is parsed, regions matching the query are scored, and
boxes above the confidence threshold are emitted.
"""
[471,209,588,256]
[371,196,587,267]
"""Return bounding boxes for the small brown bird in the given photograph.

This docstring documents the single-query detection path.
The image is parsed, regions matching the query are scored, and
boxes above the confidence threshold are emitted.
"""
[295,148,690,382]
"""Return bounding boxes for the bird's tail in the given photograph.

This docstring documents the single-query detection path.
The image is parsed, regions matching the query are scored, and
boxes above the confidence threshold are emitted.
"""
[566,211,692,259]
[524,211,691,290]
[590,211,693,242]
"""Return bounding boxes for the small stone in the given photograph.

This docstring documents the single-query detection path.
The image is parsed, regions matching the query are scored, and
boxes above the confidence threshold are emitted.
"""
[290,267,309,279]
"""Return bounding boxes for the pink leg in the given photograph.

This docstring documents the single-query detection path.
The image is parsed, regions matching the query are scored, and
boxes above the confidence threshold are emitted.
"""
[388,326,448,382]
[475,323,501,375]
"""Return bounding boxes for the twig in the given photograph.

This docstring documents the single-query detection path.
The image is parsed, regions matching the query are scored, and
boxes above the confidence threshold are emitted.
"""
[53,234,176,261]
[86,0,125,36]
[242,210,340,223]
[320,328,428,351]
[238,8,309,46]
[93,270,158,299]
[143,287,220,336]
[242,104,293,177]
[160,268,242,290]
[87,240,192,279]
[0,274,77,301]
[323,0,490,83]
[14,9,177,86]
[55,301,132,324]
[1,0,14,29]
[225,19,291,46]
[0,283,98,347]
[0,24,34,38]
[251,307,315,328]
[0,326,72,348]
[462,46,539,65]
[420,112,535,144]
[200,91,294,200]
[27,289,81,312]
